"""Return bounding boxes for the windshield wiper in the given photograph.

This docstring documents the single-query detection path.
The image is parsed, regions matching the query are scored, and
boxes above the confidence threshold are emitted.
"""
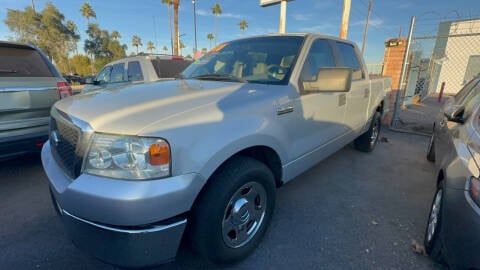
[192,74,247,83]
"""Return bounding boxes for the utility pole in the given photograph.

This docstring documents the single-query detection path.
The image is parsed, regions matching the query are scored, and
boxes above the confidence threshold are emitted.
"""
[339,0,351,39]
[31,0,36,13]
[279,0,287,33]
[391,16,416,127]
[361,0,372,54]
[192,0,198,54]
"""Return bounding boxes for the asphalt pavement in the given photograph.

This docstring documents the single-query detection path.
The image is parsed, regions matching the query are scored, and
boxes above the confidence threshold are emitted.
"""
[0,129,443,270]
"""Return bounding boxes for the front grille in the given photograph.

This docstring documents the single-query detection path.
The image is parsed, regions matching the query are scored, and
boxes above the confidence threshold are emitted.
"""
[50,116,82,179]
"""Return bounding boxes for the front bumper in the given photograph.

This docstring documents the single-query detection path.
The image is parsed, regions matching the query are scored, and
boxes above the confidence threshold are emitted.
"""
[55,203,186,268]
[41,141,206,267]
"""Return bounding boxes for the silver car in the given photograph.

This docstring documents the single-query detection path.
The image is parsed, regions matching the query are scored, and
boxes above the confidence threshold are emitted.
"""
[425,74,480,269]
[0,41,72,159]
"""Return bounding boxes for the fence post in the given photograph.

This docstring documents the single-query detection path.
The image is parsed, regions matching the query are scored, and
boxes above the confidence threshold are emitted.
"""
[438,82,445,102]
[391,16,415,128]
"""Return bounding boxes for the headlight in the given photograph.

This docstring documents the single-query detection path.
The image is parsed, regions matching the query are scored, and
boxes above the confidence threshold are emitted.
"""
[82,133,171,180]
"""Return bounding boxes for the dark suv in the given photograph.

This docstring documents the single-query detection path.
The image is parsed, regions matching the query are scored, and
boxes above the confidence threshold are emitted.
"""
[0,41,72,159]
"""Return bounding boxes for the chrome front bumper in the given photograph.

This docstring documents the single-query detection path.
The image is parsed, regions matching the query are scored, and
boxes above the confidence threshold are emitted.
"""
[55,200,186,268]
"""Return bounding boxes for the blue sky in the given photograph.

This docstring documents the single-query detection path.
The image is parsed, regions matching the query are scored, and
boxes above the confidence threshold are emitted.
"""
[1,0,479,64]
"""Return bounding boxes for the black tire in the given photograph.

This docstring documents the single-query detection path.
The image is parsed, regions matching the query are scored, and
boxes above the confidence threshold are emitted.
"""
[424,181,446,264]
[354,111,381,152]
[189,156,276,264]
[426,133,435,162]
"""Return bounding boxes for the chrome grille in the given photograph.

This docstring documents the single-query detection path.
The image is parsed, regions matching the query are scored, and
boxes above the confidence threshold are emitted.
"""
[50,116,82,179]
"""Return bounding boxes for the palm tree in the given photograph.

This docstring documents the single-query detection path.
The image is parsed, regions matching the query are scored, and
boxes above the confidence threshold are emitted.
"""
[80,2,96,24]
[132,35,142,54]
[239,20,248,36]
[111,30,121,40]
[162,0,174,55]
[147,41,155,53]
[66,20,80,55]
[207,33,214,49]
[211,3,222,46]
[172,0,180,55]
[163,45,169,54]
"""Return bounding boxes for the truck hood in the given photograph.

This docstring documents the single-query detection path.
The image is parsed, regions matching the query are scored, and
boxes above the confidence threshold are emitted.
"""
[54,80,246,135]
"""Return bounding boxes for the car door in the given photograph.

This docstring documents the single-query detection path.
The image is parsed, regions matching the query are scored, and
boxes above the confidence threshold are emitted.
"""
[436,78,480,166]
[334,41,369,132]
[292,38,348,158]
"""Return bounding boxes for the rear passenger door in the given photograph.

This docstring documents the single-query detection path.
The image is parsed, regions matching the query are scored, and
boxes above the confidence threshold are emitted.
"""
[127,61,144,83]
[334,41,370,132]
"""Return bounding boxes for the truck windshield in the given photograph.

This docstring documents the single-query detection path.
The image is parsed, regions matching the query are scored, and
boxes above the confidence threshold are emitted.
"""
[181,36,305,85]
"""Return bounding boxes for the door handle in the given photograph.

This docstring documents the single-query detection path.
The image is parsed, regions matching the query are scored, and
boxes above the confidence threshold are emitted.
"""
[277,106,294,115]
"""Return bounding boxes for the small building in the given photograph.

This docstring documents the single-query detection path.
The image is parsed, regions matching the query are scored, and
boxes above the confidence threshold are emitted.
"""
[430,19,480,94]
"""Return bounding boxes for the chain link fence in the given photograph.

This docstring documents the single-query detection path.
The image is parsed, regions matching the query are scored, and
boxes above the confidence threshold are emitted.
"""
[391,17,480,134]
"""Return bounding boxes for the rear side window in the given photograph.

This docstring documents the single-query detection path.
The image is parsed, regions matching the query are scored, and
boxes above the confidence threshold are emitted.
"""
[0,46,53,77]
[110,63,125,83]
[335,42,364,80]
[128,61,143,81]
[151,58,191,78]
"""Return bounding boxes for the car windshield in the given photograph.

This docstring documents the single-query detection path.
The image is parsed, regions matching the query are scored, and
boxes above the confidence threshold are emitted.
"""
[181,36,305,85]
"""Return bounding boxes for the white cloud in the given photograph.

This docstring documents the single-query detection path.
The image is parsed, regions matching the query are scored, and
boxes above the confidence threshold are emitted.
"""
[299,23,336,34]
[196,9,245,19]
[292,13,310,21]
[351,18,383,27]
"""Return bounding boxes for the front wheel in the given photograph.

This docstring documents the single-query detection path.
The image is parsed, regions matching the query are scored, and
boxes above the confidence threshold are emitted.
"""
[354,111,381,152]
[189,156,276,264]
[424,181,446,264]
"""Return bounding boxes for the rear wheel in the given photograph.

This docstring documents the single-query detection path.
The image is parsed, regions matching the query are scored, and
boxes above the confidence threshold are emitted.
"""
[189,156,276,264]
[354,112,381,152]
[424,181,446,264]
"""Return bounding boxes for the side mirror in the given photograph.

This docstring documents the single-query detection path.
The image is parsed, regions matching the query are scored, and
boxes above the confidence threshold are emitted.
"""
[444,104,465,123]
[302,67,352,92]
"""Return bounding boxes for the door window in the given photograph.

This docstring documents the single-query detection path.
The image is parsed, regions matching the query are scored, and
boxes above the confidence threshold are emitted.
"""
[96,66,112,84]
[335,42,364,80]
[128,61,144,81]
[300,39,336,83]
[110,63,125,83]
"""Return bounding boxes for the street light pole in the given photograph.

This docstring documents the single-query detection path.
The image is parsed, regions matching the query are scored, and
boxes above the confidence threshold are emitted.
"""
[192,0,198,54]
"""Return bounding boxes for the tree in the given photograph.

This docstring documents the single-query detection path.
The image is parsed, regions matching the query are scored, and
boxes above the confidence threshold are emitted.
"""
[207,33,214,49]
[132,35,142,54]
[80,2,96,24]
[163,45,169,53]
[162,0,173,55]
[211,3,222,46]
[172,0,180,55]
[147,41,155,53]
[239,20,248,35]
[201,47,207,53]
[111,30,121,40]
[66,20,80,55]
[69,54,91,76]
[84,23,127,71]
[4,3,79,73]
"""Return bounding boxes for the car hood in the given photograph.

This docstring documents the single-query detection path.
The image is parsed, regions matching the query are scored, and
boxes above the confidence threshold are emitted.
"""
[54,80,246,135]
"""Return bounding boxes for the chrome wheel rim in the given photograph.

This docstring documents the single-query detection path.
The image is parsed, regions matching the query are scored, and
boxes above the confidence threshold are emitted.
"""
[222,182,267,248]
[427,189,443,243]
[370,119,380,147]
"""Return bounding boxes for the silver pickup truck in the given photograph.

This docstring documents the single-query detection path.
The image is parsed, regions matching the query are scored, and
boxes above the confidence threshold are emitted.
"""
[41,34,391,267]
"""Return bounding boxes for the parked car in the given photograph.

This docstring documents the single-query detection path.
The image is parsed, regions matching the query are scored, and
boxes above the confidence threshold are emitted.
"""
[41,34,391,268]
[63,74,86,85]
[425,74,480,268]
[81,54,192,93]
[0,41,72,160]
